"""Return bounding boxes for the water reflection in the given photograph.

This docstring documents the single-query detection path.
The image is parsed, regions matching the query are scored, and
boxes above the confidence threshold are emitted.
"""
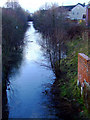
[7,22,59,118]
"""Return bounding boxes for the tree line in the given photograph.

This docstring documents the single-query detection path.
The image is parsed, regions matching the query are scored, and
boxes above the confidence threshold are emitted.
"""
[33,3,85,77]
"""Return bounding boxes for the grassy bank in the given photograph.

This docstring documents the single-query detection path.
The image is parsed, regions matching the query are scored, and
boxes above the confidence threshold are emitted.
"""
[57,33,90,119]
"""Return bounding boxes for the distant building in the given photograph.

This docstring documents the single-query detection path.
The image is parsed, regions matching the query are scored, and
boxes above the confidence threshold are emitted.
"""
[69,3,86,20]
[58,3,86,20]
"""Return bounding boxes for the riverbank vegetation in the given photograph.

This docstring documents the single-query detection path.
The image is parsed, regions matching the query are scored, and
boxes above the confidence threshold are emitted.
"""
[33,3,89,120]
[33,4,84,78]
[2,1,29,118]
[56,35,89,119]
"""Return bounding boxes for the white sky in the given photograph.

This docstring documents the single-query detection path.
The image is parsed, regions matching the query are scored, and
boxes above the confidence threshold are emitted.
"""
[0,0,89,13]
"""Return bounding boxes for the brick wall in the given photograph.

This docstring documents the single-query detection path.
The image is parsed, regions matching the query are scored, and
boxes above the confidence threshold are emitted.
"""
[86,6,90,26]
[78,53,90,111]
[0,7,2,120]
[78,53,90,86]
[88,7,90,26]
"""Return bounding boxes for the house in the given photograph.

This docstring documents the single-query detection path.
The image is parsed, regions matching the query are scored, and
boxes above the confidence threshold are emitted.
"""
[58,3,86,21]
[68,3,86,20]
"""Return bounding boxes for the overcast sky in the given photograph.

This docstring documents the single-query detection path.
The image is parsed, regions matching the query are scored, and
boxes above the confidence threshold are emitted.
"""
[0,0,89,13]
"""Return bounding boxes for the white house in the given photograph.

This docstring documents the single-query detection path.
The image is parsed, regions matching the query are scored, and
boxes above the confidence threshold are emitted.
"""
[58,3,86,20]
[68,3,86,20]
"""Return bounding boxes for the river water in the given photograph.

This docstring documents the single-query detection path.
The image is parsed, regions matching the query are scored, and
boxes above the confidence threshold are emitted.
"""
[7,22,59,118]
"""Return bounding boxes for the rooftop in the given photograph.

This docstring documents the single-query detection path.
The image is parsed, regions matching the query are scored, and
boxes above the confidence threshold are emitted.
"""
[58,3,86,11]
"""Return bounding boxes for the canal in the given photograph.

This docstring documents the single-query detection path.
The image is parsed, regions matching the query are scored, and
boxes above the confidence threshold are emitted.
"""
[7,22,59,118]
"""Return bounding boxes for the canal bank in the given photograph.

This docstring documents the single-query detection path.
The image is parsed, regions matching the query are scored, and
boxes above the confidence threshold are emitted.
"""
[53,32,90,119]
[2,7,28,119]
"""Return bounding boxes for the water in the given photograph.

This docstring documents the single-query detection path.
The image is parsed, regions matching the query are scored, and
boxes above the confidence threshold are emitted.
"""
[7,22,58,118]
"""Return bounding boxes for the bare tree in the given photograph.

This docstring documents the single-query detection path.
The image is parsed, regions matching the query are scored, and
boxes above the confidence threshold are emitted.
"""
[5,0,20,9]
[33,3,69,77]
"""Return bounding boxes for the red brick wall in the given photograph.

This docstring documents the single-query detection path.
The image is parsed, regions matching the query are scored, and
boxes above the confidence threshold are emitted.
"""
[86,6,90,26]
[78,53,90,86]
[88,8,90,26]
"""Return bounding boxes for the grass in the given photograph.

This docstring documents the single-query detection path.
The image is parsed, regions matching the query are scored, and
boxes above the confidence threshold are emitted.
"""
[58,33,90,119]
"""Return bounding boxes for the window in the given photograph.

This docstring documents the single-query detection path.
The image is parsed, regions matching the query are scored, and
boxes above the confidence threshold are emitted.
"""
[83,14,86,19]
